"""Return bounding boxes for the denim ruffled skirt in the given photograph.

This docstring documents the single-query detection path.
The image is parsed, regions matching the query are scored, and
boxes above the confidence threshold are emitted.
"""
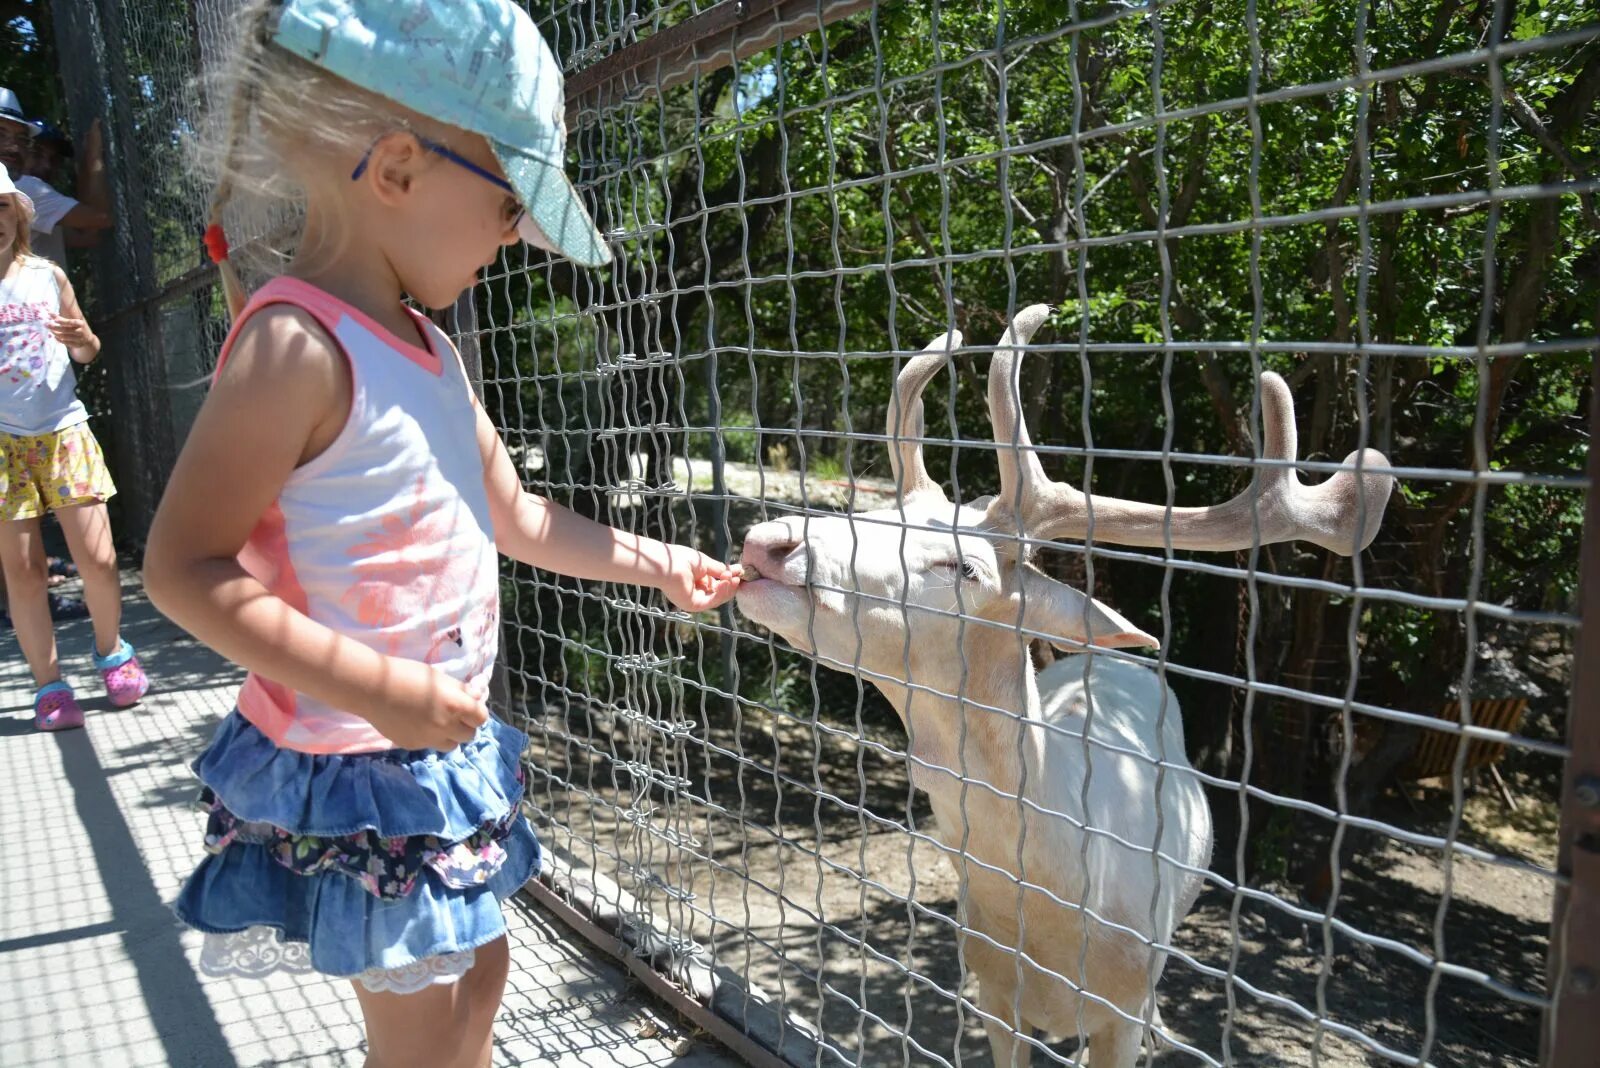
[173,710,540,982]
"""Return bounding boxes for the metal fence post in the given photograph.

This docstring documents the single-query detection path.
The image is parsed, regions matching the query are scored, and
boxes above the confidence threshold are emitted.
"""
[1543,352,1600,1067]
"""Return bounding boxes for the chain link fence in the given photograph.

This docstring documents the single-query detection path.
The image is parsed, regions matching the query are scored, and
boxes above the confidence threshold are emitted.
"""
[54,1,1598,1065]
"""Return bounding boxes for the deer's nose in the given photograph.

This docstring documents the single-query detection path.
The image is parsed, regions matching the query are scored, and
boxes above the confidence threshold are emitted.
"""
[741,522,804,575]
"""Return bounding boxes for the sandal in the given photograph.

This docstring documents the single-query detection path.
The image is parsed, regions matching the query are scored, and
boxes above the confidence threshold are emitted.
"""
[94,638,150,708]
[35,682,85,731]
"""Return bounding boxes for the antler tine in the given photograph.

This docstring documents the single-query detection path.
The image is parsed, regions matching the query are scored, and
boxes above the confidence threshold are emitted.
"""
[1020,369,1394,555]
[886,330,962,501]
[986,304,1055,524]
[974,301,1393,555]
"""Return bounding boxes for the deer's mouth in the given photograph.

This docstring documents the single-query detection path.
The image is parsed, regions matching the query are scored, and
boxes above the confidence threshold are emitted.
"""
[736,562,793,589]
[734,560,810,623]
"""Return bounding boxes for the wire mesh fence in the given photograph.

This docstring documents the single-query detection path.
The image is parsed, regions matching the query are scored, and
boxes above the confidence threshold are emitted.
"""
[52,0,1599,1065]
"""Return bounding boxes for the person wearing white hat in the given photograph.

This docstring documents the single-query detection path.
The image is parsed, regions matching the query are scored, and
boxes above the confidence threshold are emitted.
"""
[0,161,149,732]
[0,88,112,265]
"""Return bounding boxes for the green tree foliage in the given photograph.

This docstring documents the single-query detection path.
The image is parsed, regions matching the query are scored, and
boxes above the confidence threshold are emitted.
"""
[0,2,61,121]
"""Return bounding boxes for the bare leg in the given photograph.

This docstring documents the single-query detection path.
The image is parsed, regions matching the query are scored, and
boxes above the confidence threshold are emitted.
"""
[54,501,121,658]
[0,517,60,688]
[458,935,508,1068]
[353,937,508,1068]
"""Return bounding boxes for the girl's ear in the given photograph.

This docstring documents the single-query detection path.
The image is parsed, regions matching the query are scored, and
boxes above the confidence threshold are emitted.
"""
[363,132,423,205]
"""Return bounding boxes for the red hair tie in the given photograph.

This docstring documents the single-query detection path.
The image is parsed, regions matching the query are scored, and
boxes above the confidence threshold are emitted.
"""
[203,223,230,264]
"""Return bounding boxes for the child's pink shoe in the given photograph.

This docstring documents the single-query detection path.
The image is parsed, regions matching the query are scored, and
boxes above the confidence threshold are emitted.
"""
[94,639,150,708]
[35,682,85,731]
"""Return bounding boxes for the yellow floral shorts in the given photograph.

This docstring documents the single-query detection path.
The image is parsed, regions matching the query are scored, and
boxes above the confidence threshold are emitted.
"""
[0,422,118,522]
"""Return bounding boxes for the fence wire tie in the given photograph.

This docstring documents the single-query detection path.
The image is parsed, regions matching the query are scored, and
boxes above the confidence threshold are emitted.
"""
[620,764,696,791]
[607,478,683,495]
[594,425,680,439]
[605,598,698,624]
[618,863,699,904]
[596,350,676,375]
[613,653,690,675]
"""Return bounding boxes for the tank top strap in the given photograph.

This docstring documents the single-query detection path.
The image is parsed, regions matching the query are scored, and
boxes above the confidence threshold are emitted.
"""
[213,277,357,379]
[213,277,449,381]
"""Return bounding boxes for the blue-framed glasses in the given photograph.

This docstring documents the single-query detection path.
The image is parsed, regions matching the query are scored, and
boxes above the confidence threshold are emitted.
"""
[352,134,524,230]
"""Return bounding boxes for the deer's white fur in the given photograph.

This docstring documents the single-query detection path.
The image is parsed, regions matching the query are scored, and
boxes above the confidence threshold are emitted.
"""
[738,499,1210,1067]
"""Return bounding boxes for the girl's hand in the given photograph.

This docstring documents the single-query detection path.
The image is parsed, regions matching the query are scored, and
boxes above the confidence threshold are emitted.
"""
[367,657,489,752]
[46,315,96,349]
[659,545,741,613]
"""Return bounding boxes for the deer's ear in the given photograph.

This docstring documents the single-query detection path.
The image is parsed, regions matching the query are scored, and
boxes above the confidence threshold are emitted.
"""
[1016,568,1159,651]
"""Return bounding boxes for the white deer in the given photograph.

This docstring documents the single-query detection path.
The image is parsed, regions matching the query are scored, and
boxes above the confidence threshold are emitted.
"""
[734,306,1392,1066]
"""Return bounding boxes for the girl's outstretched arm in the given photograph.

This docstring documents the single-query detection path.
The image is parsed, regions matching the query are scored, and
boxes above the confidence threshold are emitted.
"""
[145,307,486,751]
[475,403,740,613]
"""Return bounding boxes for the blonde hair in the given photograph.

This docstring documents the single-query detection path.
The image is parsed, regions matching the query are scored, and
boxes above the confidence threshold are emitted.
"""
[1,192,40,263]
[195,0,442,315]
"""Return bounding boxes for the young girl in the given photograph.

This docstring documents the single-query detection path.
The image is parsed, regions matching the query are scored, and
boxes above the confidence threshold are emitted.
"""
[0,163,149,731]
[144,2,739,1065]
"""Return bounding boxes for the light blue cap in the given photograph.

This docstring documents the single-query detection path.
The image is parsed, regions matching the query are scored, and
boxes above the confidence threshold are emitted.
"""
[271,0,611,266]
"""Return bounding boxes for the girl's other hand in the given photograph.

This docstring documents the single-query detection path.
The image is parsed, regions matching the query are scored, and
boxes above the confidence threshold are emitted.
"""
[368,657,488,751]
[46,315,95,348]
[660,546,741,613]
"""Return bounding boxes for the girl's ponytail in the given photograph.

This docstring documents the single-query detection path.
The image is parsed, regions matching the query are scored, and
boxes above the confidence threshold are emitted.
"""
[205,4,273,320]
[206,87,251,320]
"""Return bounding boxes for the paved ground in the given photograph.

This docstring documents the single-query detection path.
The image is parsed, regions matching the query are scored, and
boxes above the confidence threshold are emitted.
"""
[0,574,740,1068]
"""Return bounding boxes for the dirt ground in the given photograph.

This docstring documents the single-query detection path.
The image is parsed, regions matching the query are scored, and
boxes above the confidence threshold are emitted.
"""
[521,688,1557,1068]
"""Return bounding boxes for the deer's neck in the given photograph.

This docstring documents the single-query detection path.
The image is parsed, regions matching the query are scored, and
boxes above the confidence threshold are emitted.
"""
[880,632,1044,798]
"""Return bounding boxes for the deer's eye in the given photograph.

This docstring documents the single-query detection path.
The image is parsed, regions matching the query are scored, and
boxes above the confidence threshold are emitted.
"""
[930,558,983,583]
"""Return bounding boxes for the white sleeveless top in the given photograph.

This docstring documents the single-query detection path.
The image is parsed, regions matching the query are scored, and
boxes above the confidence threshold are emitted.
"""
[0,258,90,435]
[222,277,500,754]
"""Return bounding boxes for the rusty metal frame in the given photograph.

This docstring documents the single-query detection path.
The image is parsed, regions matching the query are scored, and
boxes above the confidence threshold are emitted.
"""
[521,843,822,1068]
[1544,351,1600,1066]
[563,0,875,127]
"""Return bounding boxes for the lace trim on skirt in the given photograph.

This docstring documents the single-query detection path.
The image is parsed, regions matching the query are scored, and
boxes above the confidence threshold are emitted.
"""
[198,926,476,994]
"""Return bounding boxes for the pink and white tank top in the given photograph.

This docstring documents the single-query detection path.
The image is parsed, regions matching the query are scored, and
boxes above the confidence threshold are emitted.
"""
[219,277,500,754]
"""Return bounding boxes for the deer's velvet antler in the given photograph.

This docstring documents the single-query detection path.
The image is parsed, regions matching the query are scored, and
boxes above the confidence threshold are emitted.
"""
[887,305,1393,556]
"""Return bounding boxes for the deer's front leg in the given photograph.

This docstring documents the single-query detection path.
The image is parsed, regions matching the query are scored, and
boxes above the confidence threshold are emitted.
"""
[977,975,1034,1068]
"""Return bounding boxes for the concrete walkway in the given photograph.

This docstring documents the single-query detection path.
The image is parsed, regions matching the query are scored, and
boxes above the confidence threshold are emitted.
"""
[0,575,739,1068]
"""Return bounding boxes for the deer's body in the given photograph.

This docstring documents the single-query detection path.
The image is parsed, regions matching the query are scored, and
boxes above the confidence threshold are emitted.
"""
[911,655,1210,1065]
[735,305,1390,1065]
